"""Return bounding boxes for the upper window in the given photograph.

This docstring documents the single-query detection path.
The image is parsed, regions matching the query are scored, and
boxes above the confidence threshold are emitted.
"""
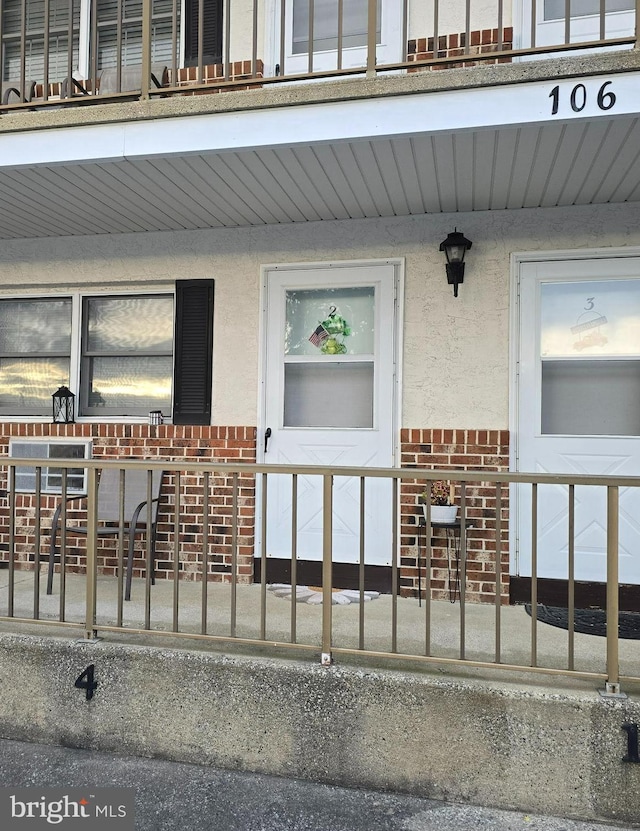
[1,0,184,83]
[0,293,173,418]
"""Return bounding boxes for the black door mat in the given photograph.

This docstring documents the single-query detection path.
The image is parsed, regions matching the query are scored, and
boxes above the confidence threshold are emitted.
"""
[524,604,640,639]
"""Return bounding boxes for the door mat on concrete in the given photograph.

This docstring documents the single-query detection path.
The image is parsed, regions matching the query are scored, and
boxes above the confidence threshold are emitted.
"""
[268,584,380,605]
[525,604,640,639]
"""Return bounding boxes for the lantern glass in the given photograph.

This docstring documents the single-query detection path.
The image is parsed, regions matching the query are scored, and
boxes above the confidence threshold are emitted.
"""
[440,230,472,264]
[52,386,75,424]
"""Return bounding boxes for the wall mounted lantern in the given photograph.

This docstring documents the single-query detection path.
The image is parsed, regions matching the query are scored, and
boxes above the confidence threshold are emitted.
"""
[439,229,472,297]
[52,385,75,424]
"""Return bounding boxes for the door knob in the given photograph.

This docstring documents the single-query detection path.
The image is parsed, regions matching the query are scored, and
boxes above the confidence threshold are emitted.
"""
[264,427,272,453]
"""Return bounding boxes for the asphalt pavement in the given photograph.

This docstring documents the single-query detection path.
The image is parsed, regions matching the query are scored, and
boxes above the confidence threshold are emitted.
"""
[0,737,636,831]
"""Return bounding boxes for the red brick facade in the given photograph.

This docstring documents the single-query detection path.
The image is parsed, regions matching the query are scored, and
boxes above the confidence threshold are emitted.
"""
[400,429,510,604]
[0,423,257,587]
[408,27,514,70]
[0,423,510,603]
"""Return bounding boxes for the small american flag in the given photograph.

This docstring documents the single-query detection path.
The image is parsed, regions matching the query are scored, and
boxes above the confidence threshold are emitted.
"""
[309,323,329,348]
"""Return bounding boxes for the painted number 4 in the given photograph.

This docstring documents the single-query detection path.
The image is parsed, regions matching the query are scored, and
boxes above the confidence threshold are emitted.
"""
[75,664,98,700]
[549,81,616,115]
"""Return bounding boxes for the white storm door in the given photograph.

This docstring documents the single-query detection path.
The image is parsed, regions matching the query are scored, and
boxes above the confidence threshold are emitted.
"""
[278,0,403,75]
[262,262,397,567]
[517,258,640,584]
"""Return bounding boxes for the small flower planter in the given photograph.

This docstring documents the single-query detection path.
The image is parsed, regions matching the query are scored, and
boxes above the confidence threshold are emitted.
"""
[423,504,458,524]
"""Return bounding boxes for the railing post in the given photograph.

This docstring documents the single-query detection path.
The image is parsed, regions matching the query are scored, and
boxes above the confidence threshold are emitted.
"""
[636,0,640,49]
[84,466,98,640]
[141,0,153,99]
[366,0,377,77]
[321,473,333,665]
[603,485,622,696]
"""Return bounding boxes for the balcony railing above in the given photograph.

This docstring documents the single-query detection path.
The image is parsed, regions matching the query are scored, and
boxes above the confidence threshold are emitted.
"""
[0,0,637,112]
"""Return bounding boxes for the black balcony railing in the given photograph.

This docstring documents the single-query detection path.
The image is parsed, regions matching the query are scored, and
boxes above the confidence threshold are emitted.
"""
[0,0,637,111]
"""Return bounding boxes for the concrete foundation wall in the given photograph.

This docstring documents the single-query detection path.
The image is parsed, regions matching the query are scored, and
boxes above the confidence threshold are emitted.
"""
[1,632,638,825]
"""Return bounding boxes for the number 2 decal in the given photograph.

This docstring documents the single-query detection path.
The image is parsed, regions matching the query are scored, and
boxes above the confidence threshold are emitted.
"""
[549,81,616,115]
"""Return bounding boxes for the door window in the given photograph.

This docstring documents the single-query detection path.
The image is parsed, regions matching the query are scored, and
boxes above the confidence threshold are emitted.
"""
[283,286,375,429]
[539,279,640,436]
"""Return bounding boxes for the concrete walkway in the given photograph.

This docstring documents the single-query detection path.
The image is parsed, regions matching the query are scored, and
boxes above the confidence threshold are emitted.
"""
[0,736,636,831]
[2,568,639,685]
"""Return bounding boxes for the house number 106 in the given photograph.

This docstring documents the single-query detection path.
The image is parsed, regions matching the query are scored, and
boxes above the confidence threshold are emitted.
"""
[549,81,616,115]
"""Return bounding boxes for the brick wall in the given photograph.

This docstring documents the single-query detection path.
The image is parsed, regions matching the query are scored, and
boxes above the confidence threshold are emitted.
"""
[0,423,257,587]
[1,423,511,603]
[408,27,513,70]
[400,428,510,604]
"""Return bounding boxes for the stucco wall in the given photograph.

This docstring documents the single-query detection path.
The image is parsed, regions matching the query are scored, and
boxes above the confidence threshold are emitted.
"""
[0,201,638,428]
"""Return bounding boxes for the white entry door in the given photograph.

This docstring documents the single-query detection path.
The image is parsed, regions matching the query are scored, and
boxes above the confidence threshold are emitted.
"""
[261,261,399,567]
[516,257,640,584]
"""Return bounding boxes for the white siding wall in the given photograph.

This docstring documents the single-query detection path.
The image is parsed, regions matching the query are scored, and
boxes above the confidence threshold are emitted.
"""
[0,200,637,428]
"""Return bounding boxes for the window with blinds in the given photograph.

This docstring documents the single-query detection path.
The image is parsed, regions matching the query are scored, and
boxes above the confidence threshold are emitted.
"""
[2,0,80,82]
[1,0,182,83]
[95,0,177,70]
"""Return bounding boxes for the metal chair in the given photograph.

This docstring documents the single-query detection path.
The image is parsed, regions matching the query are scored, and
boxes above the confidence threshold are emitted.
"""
[1,80,36,105]
[46,467,164,601]
[98,64,169,95]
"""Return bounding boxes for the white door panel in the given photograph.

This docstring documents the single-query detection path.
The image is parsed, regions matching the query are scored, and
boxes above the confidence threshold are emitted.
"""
[261,262,398,567]
[517,258,640,584]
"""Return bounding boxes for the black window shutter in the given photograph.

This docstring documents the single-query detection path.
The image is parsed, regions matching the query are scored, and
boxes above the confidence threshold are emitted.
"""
[173,279,214,425]
[185,0,223,67]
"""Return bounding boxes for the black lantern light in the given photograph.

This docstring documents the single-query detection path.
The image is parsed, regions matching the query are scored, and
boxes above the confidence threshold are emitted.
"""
[52,385,75,424]
[439,229,472,297]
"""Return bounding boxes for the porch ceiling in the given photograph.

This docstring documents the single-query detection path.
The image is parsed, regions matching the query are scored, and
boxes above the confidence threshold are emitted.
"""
[1,80,640,239]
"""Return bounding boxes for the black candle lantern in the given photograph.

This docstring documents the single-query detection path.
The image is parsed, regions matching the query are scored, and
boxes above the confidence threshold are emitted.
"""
[439,229,473,297]
[52,385,75,424]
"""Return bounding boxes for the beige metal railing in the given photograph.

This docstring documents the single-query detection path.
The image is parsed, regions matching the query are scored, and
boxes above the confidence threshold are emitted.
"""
[0,0,637,111]
[0,457,638,694]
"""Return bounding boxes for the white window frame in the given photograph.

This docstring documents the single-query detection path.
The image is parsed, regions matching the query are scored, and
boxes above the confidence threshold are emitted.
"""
[9,438,92,494]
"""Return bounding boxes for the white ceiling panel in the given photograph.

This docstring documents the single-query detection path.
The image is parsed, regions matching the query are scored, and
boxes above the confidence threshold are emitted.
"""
[1,115,640,239]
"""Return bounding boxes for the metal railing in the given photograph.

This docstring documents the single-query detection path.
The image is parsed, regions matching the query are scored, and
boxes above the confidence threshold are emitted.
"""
[0,0,637,111]
[0,457,638,693]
